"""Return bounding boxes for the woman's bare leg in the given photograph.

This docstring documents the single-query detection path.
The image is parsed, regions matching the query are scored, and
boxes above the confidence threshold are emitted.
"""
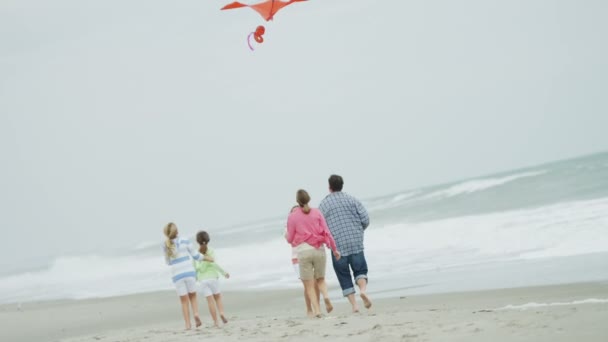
[303,279,321,317]
[316,278,333,313]
[301,280,313,317]
[187,292,202,327]
[213,293,228,324]
[179,295,192,329]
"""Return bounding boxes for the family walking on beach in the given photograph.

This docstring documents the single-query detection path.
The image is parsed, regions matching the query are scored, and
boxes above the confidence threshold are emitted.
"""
[162,174,372,329]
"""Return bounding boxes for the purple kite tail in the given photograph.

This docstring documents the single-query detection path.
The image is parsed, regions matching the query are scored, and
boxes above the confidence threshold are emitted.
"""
[247,32,255,51]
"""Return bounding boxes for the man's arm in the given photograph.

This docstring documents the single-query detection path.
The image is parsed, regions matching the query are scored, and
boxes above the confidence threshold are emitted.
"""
[355,199,370,229]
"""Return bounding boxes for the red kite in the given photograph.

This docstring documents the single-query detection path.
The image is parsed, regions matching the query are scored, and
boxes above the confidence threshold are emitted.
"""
[221,0,307,21]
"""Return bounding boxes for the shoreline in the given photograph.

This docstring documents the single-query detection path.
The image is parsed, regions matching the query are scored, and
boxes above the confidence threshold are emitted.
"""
[2,281,607,342]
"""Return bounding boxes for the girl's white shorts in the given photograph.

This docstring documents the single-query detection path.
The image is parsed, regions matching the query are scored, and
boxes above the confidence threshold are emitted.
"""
[198,279,221,297]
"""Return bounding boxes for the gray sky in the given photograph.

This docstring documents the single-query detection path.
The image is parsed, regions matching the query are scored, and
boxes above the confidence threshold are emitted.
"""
[1,0,607,260]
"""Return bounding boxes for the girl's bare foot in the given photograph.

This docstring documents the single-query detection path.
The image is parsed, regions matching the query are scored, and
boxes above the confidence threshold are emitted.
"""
[307,311,314,318]
[324,298,333,313]
[220,314,228,324]
[352,306,360,313]
[194,315,202,328]
[360,293,372,309]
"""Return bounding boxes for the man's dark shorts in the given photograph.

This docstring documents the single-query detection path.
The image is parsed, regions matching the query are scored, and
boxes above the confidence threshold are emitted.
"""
[331,251,368,297]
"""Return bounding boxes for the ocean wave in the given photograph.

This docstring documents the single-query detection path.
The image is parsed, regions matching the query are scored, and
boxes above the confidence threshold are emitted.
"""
[1,196,607,304]
[423,170,547,199]
[496,298,608,311]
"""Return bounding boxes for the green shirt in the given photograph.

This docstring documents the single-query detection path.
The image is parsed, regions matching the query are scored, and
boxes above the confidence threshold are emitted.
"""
[194,247,227,280]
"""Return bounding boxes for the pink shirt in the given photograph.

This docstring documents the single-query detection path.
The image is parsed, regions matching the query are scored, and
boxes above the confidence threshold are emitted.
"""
[286,207,338,252]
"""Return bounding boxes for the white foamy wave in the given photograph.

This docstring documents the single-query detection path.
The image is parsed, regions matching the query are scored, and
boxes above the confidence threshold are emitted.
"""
[0,254,173,304]
[1,197,607,304]
[496,298,608,310]
[365,191,419,211]
[424,171,547,199]
[363,197,608,278]
[134,241,160,250]
[0,237,308,304]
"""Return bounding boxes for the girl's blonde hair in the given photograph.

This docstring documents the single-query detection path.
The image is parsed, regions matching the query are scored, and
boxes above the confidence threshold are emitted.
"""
[296,189,311,214]
[163,222,179,259]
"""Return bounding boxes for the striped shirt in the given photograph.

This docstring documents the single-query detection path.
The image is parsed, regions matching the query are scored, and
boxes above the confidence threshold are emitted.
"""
[162,237,203,283]
[319,191,370,257]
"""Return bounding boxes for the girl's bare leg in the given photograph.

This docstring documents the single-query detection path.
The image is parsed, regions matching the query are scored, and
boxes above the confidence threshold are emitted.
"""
[206,296,219,327]
[316,278,333,313]
[179,295,192,329]
[303,279,321,317]
[187,292,202,327]
[213,293,228,324]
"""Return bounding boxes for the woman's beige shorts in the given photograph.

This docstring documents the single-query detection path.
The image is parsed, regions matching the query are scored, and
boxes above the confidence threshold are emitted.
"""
[297,248,327,280]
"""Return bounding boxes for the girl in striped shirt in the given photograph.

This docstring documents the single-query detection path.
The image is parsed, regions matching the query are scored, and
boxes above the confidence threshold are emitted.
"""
[163,222,213,329]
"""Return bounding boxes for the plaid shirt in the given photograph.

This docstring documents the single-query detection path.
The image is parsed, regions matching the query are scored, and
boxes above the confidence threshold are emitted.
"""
[319,192,370,257]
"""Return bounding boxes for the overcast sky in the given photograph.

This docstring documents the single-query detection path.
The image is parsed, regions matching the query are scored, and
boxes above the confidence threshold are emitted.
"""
[1,0,607,260]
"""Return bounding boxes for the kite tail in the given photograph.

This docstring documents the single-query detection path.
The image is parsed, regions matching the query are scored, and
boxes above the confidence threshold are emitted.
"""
[247,32,255,51]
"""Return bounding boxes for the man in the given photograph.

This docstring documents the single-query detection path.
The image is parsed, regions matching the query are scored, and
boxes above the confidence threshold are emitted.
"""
[319,174,371,312]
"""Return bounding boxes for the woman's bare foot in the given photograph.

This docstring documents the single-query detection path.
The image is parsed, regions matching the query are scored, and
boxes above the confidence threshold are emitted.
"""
[194,315,202,328]
[307,311,314,318]
[360,293,372,309]
[220,314,228,324]
[324,298,333,313]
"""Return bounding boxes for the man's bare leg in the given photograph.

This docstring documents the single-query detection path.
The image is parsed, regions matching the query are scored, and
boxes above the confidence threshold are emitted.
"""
[357,278,372,309]
[346,293,359,313]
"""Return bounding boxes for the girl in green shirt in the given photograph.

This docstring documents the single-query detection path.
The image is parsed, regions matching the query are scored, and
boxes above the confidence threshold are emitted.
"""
[195,231,230,327]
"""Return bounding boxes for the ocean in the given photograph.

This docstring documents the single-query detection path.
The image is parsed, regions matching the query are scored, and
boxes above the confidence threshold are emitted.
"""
[1,152,607,304]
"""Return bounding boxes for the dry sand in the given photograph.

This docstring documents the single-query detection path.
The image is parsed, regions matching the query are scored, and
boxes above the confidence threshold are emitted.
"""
[1,282,607,342]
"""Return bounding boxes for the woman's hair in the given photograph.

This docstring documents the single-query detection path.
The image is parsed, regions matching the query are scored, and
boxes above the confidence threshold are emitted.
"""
[163,222,179,259]
[196,231,210,254]
[296,189,311,214]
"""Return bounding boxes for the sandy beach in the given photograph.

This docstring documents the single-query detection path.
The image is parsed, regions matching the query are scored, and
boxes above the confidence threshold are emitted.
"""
[2,282,606,342]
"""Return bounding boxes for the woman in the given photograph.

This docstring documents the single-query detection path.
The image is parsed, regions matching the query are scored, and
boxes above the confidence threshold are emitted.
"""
[286,189,341,317]
[285,205,320,317]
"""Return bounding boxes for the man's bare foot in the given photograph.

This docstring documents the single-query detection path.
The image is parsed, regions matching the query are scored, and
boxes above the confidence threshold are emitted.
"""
[360,293,372,309]
[324,298,333,313]
[194,315,202,328]
[352,306,360,313]
[220,314,228,324]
